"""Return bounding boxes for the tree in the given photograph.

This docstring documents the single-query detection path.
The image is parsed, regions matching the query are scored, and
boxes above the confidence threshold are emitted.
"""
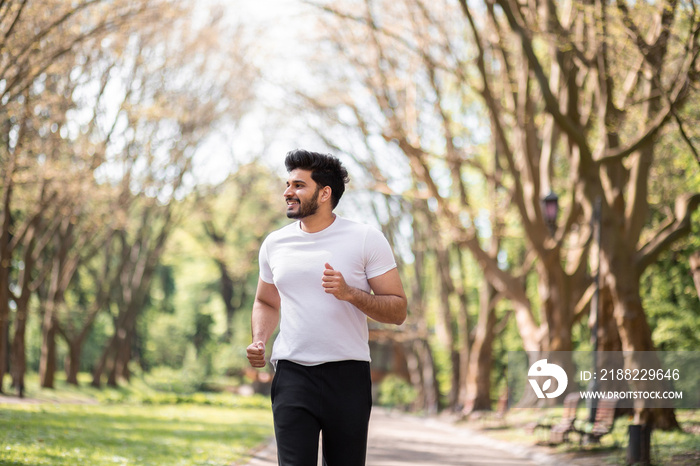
[301,0,552,412]
[0,0,259,391]
[0,0,170,392]
[87,6,257,387]
[462,0,700,428]
[194,163,284,342]
[303,0,700,428]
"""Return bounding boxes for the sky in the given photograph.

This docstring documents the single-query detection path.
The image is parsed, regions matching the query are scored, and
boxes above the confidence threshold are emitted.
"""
[188,1,416,252]
[191,0,322,185]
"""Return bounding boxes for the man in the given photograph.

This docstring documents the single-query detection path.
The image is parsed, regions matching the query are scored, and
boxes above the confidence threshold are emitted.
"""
[246,149,407,465]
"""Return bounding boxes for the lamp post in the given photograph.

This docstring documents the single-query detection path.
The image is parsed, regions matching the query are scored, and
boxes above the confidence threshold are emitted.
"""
[542,191,559,236]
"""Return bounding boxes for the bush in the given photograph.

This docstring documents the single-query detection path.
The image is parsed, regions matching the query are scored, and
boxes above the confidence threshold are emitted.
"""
[144,365,204,395]
[142,313,190,369]
[211,343,249,378]
[96,386,270,408]
[377,375,417,409]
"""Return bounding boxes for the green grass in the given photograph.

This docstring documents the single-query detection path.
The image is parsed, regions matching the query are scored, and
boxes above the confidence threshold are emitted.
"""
[650,411,700,465]
[0,374,273,465]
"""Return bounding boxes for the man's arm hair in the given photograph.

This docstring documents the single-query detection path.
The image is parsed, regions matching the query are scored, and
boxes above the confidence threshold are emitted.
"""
[323,265,407,325]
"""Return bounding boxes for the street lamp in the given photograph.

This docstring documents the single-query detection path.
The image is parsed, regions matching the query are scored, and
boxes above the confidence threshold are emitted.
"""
[541,191,559,236]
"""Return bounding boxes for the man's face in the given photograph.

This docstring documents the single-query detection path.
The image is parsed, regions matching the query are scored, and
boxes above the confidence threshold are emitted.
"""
[284,169,321,219]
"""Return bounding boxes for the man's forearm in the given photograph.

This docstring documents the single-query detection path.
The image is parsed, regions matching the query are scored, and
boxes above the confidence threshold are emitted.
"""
[322,265,407,325]
[346,287,407,325]
[251,300,280,344]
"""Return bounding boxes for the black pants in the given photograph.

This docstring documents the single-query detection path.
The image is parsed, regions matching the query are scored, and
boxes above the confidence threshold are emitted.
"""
[271,360,372,466]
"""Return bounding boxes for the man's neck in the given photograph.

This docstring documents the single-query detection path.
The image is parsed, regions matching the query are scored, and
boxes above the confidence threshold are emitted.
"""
[299,212,337,233]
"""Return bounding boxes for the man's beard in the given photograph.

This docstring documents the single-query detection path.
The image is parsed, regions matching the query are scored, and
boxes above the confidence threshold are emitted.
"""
[286,187,320,219]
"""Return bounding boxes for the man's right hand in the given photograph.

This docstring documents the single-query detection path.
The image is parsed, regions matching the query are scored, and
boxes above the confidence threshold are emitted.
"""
[246,341,266,368]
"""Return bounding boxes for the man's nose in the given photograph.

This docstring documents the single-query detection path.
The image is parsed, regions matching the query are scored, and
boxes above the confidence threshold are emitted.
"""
[283,185,293,197]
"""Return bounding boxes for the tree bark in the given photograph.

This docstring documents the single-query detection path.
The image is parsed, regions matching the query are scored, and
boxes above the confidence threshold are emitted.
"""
[435,246,460,409]
[91,332,117,388]
[10,315,27,398]
[38,308,58,389]
[10,288,32,396]
[64,338,84,385]
[603,232,681,429]
[217,260,237,341]
[0,151,15,393]
[404,338,440,414]
[462,283,498,414]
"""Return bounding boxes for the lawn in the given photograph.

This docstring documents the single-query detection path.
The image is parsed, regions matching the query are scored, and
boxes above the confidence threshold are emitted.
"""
[0,375,273,465]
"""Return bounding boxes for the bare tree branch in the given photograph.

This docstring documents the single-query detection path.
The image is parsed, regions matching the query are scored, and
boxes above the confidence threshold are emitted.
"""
[636,193,700,271]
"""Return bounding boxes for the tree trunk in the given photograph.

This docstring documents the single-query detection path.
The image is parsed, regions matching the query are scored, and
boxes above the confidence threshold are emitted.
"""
[0,271,10,394]
[114,325,134,384]
[419,339,439,414]
[455,247,471,410]
[106,344,118,387]
[61,308,103,386]
[64,338,84,385]
[596,286,622,352]
[38,234,67,389]
[457,298,471,410]
[404,338,440,414]
[38,309,58,389]
[217,260,237,341]
[91,335,116,388]
[539,258,574,353]
[0,159,15,392]
[462,283,498,414]
[11,223,39,397]
[605,252,680,430]
[436,247,460,410]
[10,303,28,397]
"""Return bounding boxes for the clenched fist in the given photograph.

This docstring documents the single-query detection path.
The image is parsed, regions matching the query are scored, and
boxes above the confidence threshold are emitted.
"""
[247,341,266,368]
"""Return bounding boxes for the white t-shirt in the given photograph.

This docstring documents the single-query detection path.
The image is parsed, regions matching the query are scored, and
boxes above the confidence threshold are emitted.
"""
[258,216,397,366]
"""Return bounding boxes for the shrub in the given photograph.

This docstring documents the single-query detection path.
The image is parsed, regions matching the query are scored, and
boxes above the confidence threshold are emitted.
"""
[377,375,417,409]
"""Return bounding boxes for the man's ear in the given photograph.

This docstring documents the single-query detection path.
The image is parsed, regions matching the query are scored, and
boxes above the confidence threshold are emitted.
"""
[321,186,332,203]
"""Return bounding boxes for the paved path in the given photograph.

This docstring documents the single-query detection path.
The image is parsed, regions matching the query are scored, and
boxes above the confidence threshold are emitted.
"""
[239,408,556,466]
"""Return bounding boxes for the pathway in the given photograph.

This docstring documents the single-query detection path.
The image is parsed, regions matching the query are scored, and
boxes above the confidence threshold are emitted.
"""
[239,408,557,466]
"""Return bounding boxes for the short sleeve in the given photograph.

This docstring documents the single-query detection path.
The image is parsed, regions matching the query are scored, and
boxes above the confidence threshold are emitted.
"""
[258,238,274,284]
[364,227,397,279]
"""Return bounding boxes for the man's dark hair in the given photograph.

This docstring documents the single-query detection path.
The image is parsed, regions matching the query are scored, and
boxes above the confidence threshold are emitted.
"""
[285,149,350,209]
